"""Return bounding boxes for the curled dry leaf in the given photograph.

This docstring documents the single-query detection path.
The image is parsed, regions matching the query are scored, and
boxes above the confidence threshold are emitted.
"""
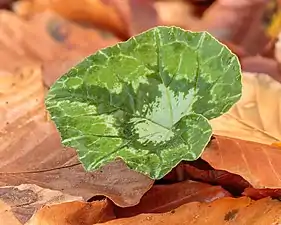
[0,66,153,207]
[0,184,82,224]
[26,199,115,225]
[211,72,281,144]
[179,163,251,195]
[114,180,231,218]
[202,135,281,190]
[165,160,281,200]
[243,187,281,200]
[102,197,281,225]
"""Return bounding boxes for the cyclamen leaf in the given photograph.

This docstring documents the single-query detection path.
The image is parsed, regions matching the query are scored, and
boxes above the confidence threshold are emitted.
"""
[45,26,242,179]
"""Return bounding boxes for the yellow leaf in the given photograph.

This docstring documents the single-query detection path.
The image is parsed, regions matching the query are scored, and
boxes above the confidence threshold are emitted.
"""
[265,0,280,38]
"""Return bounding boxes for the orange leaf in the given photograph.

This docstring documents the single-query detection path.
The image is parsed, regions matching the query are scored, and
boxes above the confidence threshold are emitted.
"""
[0,200,22,225]
[0,10,119,87]
[202,135,281,189]
[272,142,281,148]
[27,199,115,225]
[243,187,281,200]
[101,197,281,225]
[14,0,127,38]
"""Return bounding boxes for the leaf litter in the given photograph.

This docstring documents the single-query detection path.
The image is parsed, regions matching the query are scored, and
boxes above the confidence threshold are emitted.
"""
[0,66,153,207]
[2,0,281,224]
[0,184,83,224]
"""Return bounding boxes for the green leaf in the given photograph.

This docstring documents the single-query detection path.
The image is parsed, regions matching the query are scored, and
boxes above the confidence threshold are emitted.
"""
[45,26,242,179]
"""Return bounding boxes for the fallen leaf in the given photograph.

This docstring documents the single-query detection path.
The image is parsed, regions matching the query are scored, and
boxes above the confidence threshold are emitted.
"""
[101,197,281,225]
[241,57,281,82]
[114,180,231,218]
[0,66,153,207]
[0,10,119,87]
[100,0,159,37]
[13,0,127,39]
[26,199,115,225]
[181,163,251,195]
[202,135,281,189]
[272,141,281,148]
[192,0,269,54]
[243,187,281,200]
[0,184,82,224]
[211,72,281,144]
[127,0,159,36]
[0,200,22,225]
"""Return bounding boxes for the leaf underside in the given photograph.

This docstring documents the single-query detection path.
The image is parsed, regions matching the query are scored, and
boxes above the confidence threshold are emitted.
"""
[45,26,242,179]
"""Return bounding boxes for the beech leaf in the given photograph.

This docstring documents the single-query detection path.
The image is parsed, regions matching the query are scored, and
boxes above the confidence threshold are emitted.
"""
[46,26,242,179]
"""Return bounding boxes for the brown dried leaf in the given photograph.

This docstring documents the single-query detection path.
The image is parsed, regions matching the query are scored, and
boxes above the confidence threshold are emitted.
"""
[243,187,281,200]
[0,66,153,207]
[0,0,13,8]
[180,163,251,195]
[191,0,269,54]
[202,135,281,189]
[114,180,231,218]
[0,200,22,225]
[0,184,82,224]
[241,57,281,82]
[211,72,281,145]
[0,10,119,87]
[127,0,159,36]
[101,0,159,37]
[101,197,281,225]
[13,0,127,38]
[27,199,115,225]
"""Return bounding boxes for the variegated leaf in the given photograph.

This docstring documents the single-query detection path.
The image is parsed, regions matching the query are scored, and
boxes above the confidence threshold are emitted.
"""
[45,26,242,179]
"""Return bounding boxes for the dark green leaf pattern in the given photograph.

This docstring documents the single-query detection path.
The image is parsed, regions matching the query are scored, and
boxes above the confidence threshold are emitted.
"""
[45,26,242,179]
